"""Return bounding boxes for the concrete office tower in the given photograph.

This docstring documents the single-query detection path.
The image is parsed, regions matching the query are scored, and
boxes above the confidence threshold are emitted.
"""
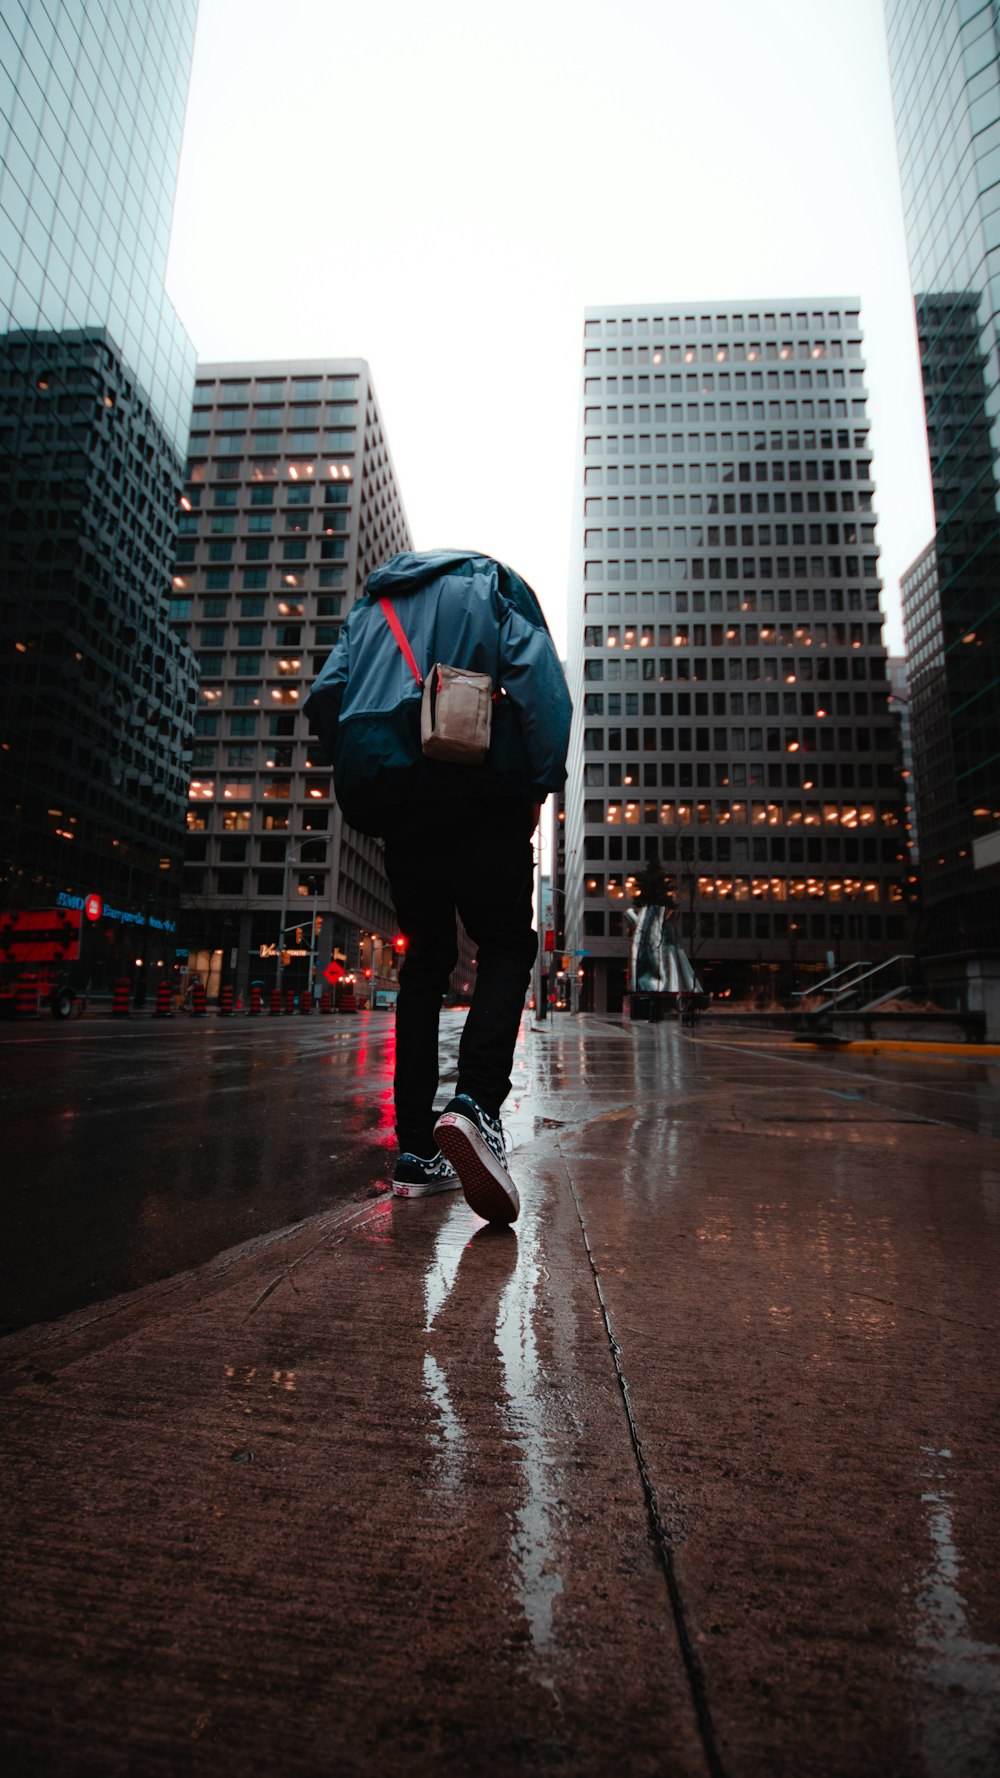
[565,301,910,1014]
[887,652,920,865]
[0,1,199,985]
[885,0,1000,950]
[172,360,413,1001]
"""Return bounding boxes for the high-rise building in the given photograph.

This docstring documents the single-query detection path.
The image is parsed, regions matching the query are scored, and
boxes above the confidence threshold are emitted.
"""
[565,301,910,1013]
[887,652,920,865]
[0,1,200,991]
[171,359,413,1001]
[885,0,1000,948]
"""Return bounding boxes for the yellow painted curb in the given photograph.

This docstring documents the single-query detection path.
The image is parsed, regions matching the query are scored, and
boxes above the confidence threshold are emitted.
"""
[799,1039,1000,1059]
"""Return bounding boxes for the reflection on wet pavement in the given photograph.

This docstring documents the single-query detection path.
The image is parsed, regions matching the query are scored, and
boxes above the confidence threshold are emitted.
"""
[913,1444,1000,1777]
[420,1196,564,1655]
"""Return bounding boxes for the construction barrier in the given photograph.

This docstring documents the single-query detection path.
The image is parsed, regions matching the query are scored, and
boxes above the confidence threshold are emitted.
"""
[218,983,234,1017]
[14,973,40,1018]
[112,977,131,1018]
[248,984,263,1016]
[154,979,173,1018]
[283,988,296,1016]
[336,984,358,1014]
[269,987,282,1015]
[319,990,332,1015]
[190,980,207,1016]
[299,988,312,1015]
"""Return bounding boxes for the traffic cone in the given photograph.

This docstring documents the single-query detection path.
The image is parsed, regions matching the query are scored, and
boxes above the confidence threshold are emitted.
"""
[283,988,296,1015]
[319,990,332,1015]
[249,984,262,1016]
[218,983,234,1017]
[299,988,312,1015]
[112,977,131,1017]
[269,988,282,1015]
[154,979,172,1018]
[191,980,207,1016]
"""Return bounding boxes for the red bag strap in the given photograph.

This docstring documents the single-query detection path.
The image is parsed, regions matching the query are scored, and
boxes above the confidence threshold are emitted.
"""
[379,597,423,688]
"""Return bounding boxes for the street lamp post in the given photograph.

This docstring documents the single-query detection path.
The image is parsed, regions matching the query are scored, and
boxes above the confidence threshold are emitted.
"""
[276,837,327,995]
[306,879,320,995]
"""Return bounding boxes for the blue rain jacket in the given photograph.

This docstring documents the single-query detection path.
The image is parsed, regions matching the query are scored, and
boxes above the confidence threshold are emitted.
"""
[304,550,572,836]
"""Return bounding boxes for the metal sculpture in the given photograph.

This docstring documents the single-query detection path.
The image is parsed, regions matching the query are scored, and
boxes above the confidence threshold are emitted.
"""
[626,904,701,995]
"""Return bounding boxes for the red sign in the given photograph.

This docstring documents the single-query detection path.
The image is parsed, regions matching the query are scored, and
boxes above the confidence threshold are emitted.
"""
[543,928,555,952]
[323,960,344,985]
[0,907,82,963]
[84,892,103,922]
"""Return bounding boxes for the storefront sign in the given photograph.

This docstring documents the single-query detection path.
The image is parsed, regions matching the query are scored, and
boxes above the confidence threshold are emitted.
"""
[57,890,176,933]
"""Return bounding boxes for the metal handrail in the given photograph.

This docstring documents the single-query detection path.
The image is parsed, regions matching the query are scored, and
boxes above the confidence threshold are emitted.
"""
[802,953,916,1013]
[792,958,871,1001]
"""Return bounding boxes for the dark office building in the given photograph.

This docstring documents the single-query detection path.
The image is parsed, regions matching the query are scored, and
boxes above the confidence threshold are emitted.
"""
[565,301,910,1013]
[885,0,1000,950]
[0,0,199,990]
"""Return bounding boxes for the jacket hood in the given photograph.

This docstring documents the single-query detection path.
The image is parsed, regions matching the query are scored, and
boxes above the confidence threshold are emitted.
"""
[366,550,486,598]
[365,549,550,631]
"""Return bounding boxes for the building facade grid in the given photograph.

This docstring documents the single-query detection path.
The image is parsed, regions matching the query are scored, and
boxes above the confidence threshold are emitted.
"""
[172,358,413,997]
[565,300,909,1011]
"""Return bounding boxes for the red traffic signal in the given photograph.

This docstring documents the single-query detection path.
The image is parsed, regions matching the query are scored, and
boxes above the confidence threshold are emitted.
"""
[393,934,407,953]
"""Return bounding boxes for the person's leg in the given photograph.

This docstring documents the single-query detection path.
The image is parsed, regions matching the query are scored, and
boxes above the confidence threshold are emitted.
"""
[383,830,459,1157]
[452,810,537,1118]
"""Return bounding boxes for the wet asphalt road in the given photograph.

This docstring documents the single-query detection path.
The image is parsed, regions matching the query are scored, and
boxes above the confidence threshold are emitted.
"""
[0,1010,420,1335]
[4,1007,1000,1337]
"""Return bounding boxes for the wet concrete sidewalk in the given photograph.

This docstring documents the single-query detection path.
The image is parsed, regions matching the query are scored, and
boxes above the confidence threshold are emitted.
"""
[2,1017,999,1777]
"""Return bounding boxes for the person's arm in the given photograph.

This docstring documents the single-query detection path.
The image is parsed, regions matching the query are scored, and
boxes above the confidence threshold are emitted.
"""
[303,626,351,760]
[498,606,572,797]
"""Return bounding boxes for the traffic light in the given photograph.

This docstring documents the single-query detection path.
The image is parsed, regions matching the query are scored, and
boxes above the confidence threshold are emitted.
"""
[363,967,372,979]
[394,934,407,953]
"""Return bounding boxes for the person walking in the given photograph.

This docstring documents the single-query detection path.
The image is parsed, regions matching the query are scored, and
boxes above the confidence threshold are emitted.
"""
[304,549,571,1224]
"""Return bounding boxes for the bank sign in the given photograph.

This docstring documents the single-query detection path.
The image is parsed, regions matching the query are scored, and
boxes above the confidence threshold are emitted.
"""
[57,891,176,934]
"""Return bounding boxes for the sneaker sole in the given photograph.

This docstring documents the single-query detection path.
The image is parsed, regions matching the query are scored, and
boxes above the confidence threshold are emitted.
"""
[433,1111,520,1224]
[392,1177,461,1199]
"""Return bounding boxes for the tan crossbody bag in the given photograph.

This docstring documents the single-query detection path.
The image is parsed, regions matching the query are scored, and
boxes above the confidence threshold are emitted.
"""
[379,597,493,766]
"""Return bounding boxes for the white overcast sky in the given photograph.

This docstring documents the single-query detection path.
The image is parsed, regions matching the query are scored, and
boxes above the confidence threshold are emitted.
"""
[165,0,934,657]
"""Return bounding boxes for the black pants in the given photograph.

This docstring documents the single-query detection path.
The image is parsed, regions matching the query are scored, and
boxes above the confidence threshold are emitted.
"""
[382,802,538,1157]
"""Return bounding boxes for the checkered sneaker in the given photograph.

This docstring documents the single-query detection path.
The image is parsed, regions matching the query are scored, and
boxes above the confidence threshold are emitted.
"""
[392,1150,461,1198]
[433,1094,520,1225]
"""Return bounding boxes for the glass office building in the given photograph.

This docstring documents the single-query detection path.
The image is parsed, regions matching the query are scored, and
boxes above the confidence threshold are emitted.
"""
[172,359,413,1003]
[885,0,1000,948]
[0,1,200,991]
[565,301,910,1013]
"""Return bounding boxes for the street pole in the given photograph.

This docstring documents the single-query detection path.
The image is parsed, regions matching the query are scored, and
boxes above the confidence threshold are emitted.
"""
[307,884,319,995]
[534,825,547,1022]
[276,839,297,996]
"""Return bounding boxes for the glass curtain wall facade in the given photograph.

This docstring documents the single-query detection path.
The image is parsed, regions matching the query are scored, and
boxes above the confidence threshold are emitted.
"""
[173,359,413,1002]
[565,301,909,1014]
[0,1,200,992]
[885,0,1000,948]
